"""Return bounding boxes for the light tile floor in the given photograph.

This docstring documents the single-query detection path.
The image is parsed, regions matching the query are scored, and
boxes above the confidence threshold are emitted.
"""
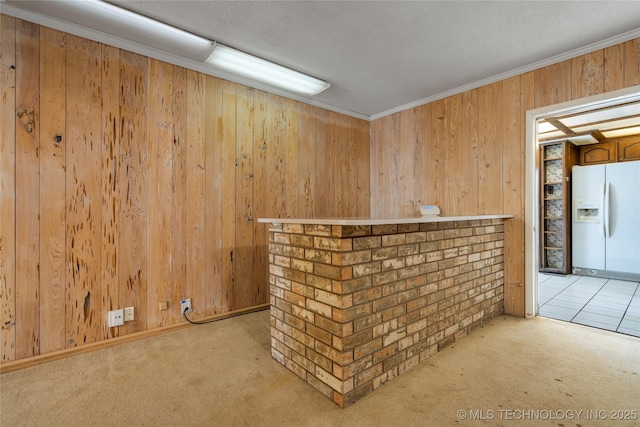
[538,273,640,337]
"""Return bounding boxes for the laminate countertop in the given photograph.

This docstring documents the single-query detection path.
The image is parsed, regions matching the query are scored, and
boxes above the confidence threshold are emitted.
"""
[257,214,513,226]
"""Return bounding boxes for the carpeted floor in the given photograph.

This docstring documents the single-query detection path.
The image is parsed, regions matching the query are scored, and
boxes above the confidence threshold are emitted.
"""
[1,310,639,426]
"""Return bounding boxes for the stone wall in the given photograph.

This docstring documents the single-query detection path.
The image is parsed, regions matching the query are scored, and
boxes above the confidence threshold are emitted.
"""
[267,219,505,407]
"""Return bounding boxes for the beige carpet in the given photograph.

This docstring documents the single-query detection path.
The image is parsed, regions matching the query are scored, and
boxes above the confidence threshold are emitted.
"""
[1,310,639,427]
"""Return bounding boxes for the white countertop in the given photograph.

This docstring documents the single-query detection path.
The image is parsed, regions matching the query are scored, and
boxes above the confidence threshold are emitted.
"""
[257,215,513,226]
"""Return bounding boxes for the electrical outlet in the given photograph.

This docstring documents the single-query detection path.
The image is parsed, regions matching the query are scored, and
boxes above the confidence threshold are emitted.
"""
[180,298,192,315]
[124,306,134,322]
[108,309,124,327]
[159,301,168,311]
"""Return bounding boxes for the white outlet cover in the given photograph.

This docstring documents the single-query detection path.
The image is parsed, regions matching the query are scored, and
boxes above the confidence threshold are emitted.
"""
[108,309,124,327]
[124,306,134,322]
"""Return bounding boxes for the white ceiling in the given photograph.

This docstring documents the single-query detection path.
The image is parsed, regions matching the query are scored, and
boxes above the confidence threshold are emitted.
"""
[5,1,640,119]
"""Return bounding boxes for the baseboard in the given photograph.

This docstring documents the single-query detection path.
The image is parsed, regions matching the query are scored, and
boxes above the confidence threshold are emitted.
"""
[0,303,270,374]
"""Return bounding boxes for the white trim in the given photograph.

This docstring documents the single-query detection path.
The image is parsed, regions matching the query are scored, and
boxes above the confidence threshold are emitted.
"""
[524,86,640,319]
[371,28,640,121]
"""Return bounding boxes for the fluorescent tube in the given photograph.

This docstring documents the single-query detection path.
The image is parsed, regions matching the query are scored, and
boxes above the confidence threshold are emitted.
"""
[6,0,330,96]
[6,0,215,61]
[206,44,330,96]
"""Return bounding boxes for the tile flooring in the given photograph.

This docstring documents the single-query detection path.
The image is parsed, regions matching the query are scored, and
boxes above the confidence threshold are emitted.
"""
[538,273,640,337]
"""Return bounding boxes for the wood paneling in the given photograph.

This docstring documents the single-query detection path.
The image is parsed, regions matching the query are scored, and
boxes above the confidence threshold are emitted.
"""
[0,16,370,363]
[186,70,206,318]
[101,44,119,340]
[118,50,147,334]
[1,14,17,362]
[39,27,66,352]
[623,39,639,86]
[15,19,40,359]
[3,13,636,362]
[65,35,102,347]
[371,38,640,316]
[571,50,604,98]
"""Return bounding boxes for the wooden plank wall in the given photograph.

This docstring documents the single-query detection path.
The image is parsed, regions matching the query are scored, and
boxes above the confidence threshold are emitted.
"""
[370,38,640,317]
[0,16,370,363]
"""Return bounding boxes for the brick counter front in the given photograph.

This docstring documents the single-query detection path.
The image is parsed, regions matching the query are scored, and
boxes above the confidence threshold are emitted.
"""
[261,217,509,407]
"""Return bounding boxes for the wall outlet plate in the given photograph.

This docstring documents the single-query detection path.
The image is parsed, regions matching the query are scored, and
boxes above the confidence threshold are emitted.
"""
[108,309,124,327]
[124,306,134,322]
[180,298,192,314]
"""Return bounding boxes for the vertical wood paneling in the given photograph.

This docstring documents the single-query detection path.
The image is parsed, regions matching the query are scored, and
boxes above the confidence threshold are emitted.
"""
[444,95,461,215]
[460,90,478,214]
[100,44,119,340]
[370,37,639,316]
[268,95,287,217]
[534,60,571,108]
[65,35,102,347]
[370,114,399,216]
[477,82,503,214]
[186,70,206,318]
[355,118,370,217]
[571,50,604,98]
[252,89,269,306]
[171,67,187,316]
[146,59,175,328]
[39,27,66,352]
[285,98,299,216]
[429,101,445,211]
[398,109,416,215]
[518,70,536,316]
[604,44,624,92]
[325,112,340,216]
[346,117,359,215]
[15,20,40,358]
[205,75,223,315]
[415,104,432,213]
[297,103,315,217]
[235,84,255,308]
[502,76,524,316]
[221,80,237,310]
[1,14,17,362]
[4,15,636,362]
[623,39,640,86]
[313,108,329,216]
[3,17,371,363]
[118,51,147,334]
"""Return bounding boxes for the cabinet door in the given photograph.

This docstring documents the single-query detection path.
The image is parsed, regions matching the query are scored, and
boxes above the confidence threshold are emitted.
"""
[618,137,640,162]
[580,141,617,165]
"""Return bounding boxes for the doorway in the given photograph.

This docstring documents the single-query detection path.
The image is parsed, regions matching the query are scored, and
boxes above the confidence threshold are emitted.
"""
[524,86,640,329]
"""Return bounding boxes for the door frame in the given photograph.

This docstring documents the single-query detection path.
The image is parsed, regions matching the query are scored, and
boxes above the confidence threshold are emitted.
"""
[524,85,640,318]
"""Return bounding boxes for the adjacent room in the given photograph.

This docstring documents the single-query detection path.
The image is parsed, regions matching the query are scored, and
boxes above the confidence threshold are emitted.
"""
[536,102,640,336]
[1,1,639,425]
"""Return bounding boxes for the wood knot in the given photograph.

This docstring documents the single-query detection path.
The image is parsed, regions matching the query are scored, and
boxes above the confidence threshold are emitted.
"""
[16,107,36,134]
[54,134,63,143]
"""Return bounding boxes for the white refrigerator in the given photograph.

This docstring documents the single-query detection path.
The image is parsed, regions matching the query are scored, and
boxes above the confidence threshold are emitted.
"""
[572,161,640,280]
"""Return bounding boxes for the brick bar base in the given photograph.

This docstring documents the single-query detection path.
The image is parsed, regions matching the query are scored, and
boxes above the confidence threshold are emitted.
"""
[267,219,505,407]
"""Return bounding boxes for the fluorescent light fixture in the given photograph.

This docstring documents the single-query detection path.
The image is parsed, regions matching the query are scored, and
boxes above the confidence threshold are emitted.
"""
[601,126,640,139]
[541,132,601,146]
[566,132,600,146]
[206,44,330,96]
[6,0,330,96]
[6,0,215,61]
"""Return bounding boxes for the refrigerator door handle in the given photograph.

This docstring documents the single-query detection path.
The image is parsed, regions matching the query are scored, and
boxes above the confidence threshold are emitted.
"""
[599,183,606,237]
[604,182,610,238]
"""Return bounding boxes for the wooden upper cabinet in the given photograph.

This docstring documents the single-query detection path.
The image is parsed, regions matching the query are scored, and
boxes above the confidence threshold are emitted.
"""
[579,141,617,165]
[617,135,640,162]
[579,136,640,165]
